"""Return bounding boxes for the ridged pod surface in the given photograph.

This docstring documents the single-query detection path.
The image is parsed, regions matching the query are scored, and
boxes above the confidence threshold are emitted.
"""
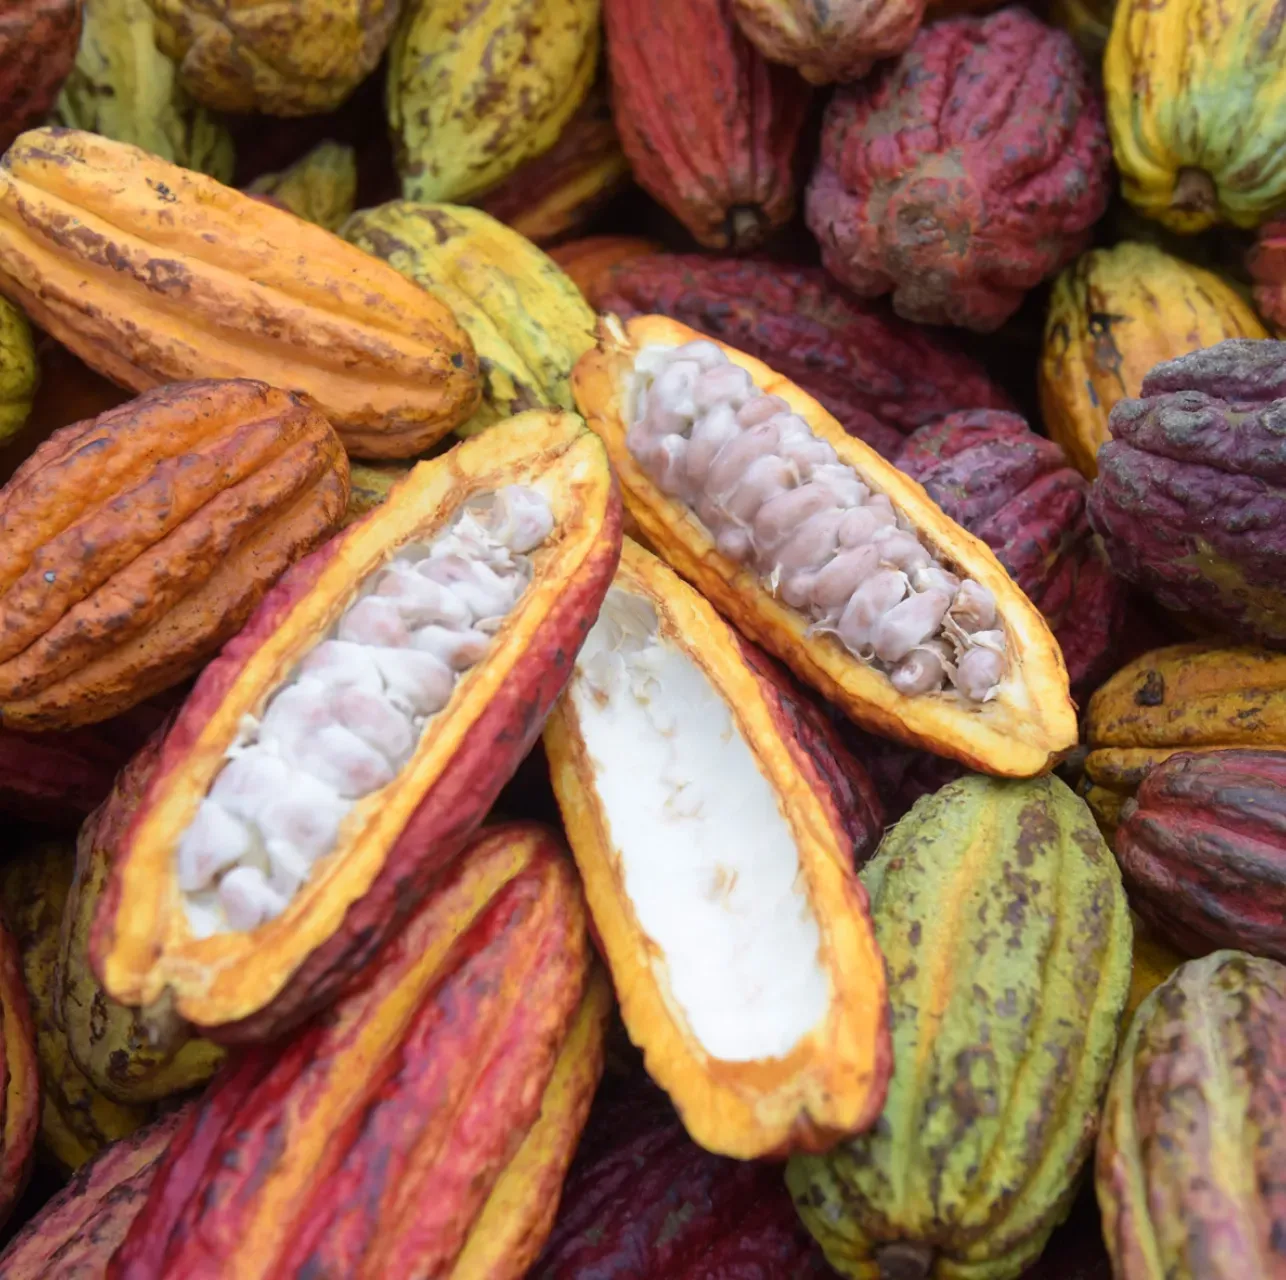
[602,0,812,251]
[1105,0,1286,232]
[545,538,889,1159]
[788,773,1133,1280]
[1041,242,1267,479]
[0,378,349,731]
[549,236,662,303]
[92,411,620,1043]
[0,128,482,460]
[107,824,606,1280]
[0,294,36,446]
[1096,951,1286,1279]
[342,202,595,439]
[389,0,601,205]
[245,141,357,232]
[1250,217,1286,337]
[0,0,82,150]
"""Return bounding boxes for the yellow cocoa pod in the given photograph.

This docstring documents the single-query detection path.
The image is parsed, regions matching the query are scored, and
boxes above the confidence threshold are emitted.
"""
[1124,914,1186,1023]
[388,0,601,204]
[1040,242,1266,478]
[247,140,358,232]
[342,461,412,529]
[0,295,35,447]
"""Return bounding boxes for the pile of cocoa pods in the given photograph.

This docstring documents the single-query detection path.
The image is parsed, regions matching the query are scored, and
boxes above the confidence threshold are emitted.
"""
[0,0,1282,1277]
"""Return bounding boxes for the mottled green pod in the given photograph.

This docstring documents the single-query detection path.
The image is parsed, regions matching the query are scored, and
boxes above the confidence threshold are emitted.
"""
[787,774,1132,1280]
[0,296,36,445]
[246,141,358,232]
[1096,950,1286,1280]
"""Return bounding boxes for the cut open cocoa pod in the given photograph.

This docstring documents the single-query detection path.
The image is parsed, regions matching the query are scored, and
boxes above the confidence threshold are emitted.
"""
[108,823,606,1280]
[91,411,621,1044]
[544,538,891,1160]
[572,314,1077,777]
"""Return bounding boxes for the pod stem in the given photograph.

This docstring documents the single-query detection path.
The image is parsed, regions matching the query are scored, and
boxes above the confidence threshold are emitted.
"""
[1170,167,1218,218]
[876,1242,935,1280]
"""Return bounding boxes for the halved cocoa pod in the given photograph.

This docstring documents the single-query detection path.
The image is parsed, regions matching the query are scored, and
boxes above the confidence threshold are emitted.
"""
[544,537,891,1159]
[0,915,38,1230]
[572,314,1077,777]
[92,411,620,1043]
[108,823,599,1280]
[0,379,350,731]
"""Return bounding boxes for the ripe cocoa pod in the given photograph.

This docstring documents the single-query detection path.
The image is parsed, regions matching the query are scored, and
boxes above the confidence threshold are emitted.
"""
[0,128,482,460]
[545,538,889,1158]
[0,914,38,1230]
[549,235,663,301]
[1082,643,1286,837]
[0,295,36,447]
[788,773,1133,1280]
[591,254,1012,459]
[147,0,399,116]
[341,461,411,530]
[245,141,357,232]
[1041,242,1267,479]
[0,0,82,151]
[0,842,153,1172]
[92,411,620,1043]
[807,7,1110,332]
[108,823,604,1279]
[1249,216,1286,337]
[1096,951,1286,1279]
[0,378,349,731]
[342,202,595,439]
[1115,750,1286,963]
[603,0,812,251]
[572,313,1077,776]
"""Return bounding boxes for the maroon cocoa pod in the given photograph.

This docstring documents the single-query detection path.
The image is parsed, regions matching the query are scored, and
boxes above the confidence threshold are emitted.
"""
[806,6,1111,332]
[593,254,1012,458]
[0,1,82,152]
[1248,215,1286,336]
[1086,338,1286,647]
[837,723,964,823]
[896,409,1128,694]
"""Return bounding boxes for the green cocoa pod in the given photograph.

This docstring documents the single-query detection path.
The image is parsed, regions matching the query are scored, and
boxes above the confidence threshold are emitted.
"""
[787,774,1132,1280]
[0,296,36,445]
[246,140,358,232]
[52,0,235,182]
[1096,950,1286,1280]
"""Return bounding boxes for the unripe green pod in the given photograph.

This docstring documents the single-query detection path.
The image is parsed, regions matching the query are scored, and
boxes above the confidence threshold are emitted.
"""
[0,296,36,445]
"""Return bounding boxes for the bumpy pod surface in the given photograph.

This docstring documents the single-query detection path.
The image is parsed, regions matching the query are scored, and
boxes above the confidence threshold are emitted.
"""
[389,0,600,205]
[545,538,889,1159]
[1115,749,1286,963]
[0,378,349,731]
[92,411,620,1043]
[1249,217,1286,337]
[246,141,357,232]
[806,7,1111,333]
[0,0,82,150]
[0,128,482,460]
[1105,0,1286,233]
[146,0,399,116]
[788,773,1133,1280]
[1083,642,1286,836]
[603,0,812,251]
[52,0,235,182]
[1087,339,1286,646]
[108,824,605,1280]
[593,254,1011,459]
[0,295,36,447]
[573,314,1077,776]
[1041,242,1268,479]
[550,235,663,302]
[896,409,1127,695]
[1096,951,1286,1279]
[342,202,595,439]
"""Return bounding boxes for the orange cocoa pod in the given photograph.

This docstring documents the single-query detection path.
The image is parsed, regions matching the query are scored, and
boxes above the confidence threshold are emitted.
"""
[91,410,620,1044]
[107,823,602,1280]
[544,538,891,1158]
[0,128,482,460]
[548,236,665,304]
[0,917,38,1229]
[572,314,1077,777]
[0,378,349,731]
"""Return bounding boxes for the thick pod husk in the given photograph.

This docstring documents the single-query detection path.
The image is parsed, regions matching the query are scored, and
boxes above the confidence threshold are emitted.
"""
[107,823,601,1280]
[92,410,620,1043]
[545,537,889,1159]
[0,128,482,460]
[571,314,1077,777]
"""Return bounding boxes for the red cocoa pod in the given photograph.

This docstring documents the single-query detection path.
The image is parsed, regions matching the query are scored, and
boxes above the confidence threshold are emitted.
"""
[1248,215,1286,336]
[108,823,602,1280]
[91,410,620,1045]
[1115,749,1286,963]
[806,6,1111,332]
[838,723,966,823]
[593,254,1013,458]
[602,0,812,251]
[896,408,1129,695]
[0,1,82,151]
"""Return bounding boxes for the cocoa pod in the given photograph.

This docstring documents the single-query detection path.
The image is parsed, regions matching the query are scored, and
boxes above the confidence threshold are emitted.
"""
[548,235,663,301]
[0,128,482,460]
[108,823,603,1279]
[0,294,36,447]
[602,0,812,251]
[788,773,1133,1280]
[1096,951,1286,1279]
[0,378,349,731]
[591,254,1012,459]
[1124,917,1186,1024]
[0,0,82,151]
[1115,750,1286,963]
[572,313,1077,776]
[92,410,620,1043]
[0,914,38,1231]
[544,538,889,1158]
[341,462,411,530]
[1250,215,1286,336]
[244,140,357,232]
